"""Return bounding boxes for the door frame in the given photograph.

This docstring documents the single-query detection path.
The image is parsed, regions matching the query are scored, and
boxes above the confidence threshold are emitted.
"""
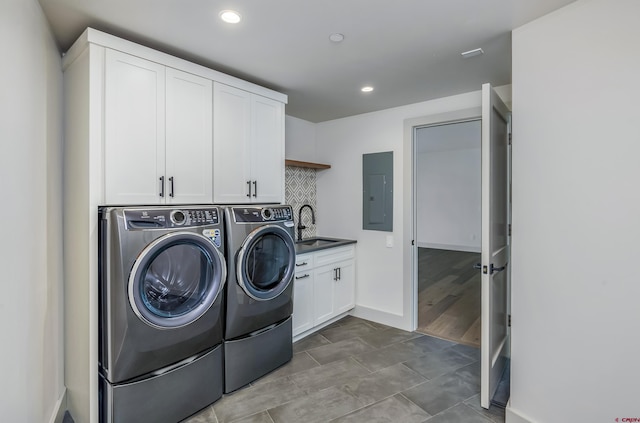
[403,107,482,331]
[404,104,513,408]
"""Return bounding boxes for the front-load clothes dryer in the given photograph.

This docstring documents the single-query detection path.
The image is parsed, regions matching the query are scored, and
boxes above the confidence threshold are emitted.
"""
[98,205,227,423]
[224,205,296,392]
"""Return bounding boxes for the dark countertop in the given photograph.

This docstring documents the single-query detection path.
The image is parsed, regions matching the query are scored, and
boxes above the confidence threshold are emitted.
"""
[294,237,357,254]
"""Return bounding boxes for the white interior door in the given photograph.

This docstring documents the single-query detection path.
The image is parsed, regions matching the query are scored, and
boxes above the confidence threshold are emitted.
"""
[480,83,511,409]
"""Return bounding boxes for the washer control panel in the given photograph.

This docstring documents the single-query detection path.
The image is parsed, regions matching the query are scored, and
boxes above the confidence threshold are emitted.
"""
[233,206,293,223]
[124,207,220,229]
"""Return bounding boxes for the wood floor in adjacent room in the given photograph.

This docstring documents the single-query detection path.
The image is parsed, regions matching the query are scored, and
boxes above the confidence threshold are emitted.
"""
[417,248,481,347]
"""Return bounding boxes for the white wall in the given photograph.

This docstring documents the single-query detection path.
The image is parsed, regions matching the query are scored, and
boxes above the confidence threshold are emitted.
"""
[416,121,481,252]
[509,0,640,421]
[315,91,489,329]
[285,115,317,162]
[0,0,65,422]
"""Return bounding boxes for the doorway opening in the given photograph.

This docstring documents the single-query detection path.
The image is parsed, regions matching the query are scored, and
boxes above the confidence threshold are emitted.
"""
[404,85,511,410]
[414,119,482,347]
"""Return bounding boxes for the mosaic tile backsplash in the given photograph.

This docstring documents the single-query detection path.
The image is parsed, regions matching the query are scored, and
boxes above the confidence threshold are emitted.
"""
[285,166,317,240]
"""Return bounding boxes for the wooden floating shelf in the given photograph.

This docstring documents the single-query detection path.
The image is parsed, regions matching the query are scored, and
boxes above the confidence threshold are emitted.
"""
[285,159,331,169]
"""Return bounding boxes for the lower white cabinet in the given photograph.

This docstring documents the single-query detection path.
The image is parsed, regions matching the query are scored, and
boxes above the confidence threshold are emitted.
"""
[292,253,314,335]
[332,259,356,316]
[292,245,356,337]
[292,275,314,334]
[312,265,335,325]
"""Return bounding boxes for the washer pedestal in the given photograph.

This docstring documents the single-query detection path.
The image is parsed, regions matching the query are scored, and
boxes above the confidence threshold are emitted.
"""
[100,344,223,423]
[224,317,293,393]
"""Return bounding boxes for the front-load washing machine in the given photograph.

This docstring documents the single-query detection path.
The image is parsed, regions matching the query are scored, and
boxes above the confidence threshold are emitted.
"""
[223,205,296,392]
[98,205,227,423]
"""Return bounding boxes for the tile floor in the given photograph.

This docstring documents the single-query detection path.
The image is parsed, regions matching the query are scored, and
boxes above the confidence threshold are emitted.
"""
[183,316,505,423]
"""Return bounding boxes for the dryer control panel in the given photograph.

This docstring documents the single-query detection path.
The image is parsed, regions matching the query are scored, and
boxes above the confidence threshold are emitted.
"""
[232,206,293,223]
[124,207,220,229]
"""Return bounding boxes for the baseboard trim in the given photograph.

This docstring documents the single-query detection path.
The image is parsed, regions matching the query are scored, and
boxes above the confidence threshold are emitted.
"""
[294,306,412,342]
[506,401,535,423]
[351,305,410,331]
[417,242,480,253]
[292,311,352,343]
[48,388,67,423]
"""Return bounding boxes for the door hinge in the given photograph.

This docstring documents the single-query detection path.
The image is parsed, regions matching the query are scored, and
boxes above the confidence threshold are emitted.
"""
[510,182,513,205]
[508,224,512,237]
[411,240,415,246]
[508,314,511,327]
[508,133,512,145]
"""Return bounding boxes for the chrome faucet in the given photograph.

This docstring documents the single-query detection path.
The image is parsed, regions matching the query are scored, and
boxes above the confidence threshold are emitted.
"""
[297,204,315,241]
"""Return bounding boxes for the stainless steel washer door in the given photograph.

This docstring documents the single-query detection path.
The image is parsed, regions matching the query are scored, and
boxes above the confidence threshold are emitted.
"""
[128,232,226,329]
[236,225,295,301]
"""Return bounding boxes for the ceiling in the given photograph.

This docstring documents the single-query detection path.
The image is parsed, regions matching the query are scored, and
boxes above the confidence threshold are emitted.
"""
[38,0,576,123]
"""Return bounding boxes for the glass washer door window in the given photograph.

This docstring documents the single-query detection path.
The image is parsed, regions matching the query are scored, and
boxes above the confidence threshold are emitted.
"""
[129,232,226,329]
[237,225,295,301]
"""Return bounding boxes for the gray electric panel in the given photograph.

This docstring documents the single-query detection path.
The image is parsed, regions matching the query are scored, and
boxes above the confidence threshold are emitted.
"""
[363,151,393,232]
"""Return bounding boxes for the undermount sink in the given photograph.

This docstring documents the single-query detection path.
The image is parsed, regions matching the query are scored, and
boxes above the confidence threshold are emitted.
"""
[294,237,356,253]
[297,238,340,247]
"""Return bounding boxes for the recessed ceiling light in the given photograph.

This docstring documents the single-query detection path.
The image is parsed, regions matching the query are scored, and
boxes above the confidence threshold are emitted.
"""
[361,86,374,93]
[461,48,484,59]
[219,10,241,24]
[329,33,344,43]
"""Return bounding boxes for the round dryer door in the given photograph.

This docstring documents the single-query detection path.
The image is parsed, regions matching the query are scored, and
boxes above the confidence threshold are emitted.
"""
[237,224,295,301]
[128,232,226,329]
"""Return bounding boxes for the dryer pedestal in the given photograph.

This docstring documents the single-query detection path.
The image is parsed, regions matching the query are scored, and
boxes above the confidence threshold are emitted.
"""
[224,317,293,393]
[99,344,223,423]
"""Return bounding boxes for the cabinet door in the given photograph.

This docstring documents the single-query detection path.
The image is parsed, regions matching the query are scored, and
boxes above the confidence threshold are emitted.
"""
[251,95,284,203]
[104,49,165,205]
[213,83,251,203]
[313,264,336,326]
[333,259,356,315]
[292,272,314,336]
[166,68,213,204]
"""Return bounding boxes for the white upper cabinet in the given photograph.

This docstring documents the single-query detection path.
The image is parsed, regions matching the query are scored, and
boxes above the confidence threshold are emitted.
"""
[250,95,285,203]
[64,29,286,206]
[213,83,251,204]
[104,49,166,205]
[214,82,284,204]
[165,68,213,204]
[104,50,213,205]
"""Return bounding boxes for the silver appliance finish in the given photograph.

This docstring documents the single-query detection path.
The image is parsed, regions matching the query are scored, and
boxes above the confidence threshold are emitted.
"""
[99,205,227,423]
[223,205,296,392]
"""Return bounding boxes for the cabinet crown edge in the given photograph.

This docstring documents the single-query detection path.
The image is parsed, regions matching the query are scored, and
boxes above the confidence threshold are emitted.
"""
[62,27,288,104]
